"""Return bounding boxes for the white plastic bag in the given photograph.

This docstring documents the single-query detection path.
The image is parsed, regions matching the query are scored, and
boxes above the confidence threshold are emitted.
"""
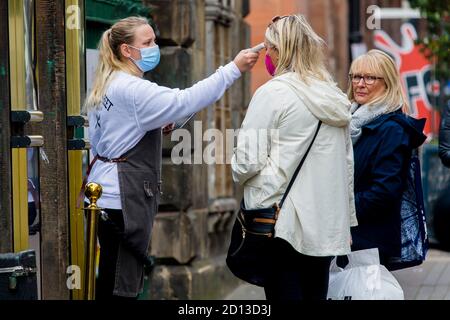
[327,248,404,300]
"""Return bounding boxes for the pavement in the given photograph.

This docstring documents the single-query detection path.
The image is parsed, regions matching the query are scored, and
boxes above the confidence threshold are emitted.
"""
[225,248,450,300]
[29,230,41,300]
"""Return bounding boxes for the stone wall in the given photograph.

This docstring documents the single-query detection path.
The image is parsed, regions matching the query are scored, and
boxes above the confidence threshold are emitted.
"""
[141,0,251,300]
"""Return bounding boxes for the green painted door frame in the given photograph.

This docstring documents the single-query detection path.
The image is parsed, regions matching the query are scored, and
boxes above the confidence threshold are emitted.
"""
[86,0,152,49]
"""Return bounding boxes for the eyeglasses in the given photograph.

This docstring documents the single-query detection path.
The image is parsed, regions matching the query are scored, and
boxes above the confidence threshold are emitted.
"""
[349,74,384,85]
[268,15,290,27]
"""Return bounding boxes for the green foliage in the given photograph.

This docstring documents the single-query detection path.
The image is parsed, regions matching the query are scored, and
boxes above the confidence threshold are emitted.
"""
[410,0,450,80]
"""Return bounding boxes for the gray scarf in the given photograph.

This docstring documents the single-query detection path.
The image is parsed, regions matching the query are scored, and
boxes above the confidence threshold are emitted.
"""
[350,102,389,144]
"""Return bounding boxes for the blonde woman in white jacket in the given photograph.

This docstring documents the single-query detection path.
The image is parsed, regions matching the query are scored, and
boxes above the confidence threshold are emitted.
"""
[231,14,357,300]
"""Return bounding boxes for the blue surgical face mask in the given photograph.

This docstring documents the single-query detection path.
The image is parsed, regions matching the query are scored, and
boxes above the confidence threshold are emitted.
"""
[129,44,160,72]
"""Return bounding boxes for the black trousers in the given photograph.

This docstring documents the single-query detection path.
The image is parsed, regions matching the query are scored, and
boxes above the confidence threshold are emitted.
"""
[28,202,37,226]
[264,238,333,301]
[96,208,137,300]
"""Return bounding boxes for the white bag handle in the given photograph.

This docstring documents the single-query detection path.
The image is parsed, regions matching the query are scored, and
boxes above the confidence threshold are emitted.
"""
[346,248,381,269]
[329,257,344,273]
[330,248,381,272]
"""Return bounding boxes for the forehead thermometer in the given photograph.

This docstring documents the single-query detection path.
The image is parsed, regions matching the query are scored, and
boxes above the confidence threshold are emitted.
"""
[250,42,265,53]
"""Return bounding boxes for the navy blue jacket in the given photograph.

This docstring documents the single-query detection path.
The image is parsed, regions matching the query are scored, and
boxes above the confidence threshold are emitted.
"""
[351,110,426,262]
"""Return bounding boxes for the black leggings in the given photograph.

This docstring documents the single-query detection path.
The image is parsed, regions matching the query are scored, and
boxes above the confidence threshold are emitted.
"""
[96,208,137,300]
[264,238,333,301]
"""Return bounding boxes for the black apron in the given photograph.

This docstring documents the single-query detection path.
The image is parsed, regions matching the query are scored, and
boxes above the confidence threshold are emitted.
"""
[113,129,162,297]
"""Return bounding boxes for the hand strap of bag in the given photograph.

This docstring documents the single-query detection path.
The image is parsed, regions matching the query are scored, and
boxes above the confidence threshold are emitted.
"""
[278,120,322,209]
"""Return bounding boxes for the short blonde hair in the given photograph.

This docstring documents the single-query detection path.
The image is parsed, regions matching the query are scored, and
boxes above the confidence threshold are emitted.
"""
[265,14,333,83]
[347,49,409,113]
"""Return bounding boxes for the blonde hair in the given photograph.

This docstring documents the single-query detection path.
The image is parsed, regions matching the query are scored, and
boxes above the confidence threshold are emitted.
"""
[265,14,333,83]
[347,49,409,113]
[83,16,149,112]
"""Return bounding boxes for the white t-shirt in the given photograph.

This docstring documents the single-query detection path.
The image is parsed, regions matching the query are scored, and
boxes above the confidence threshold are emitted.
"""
[87,62,241,209]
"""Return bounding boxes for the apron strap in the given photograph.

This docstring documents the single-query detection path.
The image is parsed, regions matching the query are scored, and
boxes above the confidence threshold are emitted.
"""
[76,155,128,209]
[76,155,99,210]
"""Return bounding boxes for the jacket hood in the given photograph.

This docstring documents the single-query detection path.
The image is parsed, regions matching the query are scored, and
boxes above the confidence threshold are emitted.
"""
[365,110,427,148]
[273,72,352,127]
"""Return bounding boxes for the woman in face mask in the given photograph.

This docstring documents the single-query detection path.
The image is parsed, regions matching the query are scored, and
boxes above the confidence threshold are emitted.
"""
[83,16,259,300]
[230,14,357,300]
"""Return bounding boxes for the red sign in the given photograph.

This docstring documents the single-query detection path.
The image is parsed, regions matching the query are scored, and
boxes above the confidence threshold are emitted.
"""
[374,23,440,137]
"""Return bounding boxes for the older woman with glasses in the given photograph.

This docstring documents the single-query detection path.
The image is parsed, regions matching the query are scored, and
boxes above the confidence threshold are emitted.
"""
[347,49,426,267]
[231,14,356,300]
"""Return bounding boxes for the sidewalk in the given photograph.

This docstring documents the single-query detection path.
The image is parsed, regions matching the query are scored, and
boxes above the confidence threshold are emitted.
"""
[392,248,450,300]
[225,249,450,300]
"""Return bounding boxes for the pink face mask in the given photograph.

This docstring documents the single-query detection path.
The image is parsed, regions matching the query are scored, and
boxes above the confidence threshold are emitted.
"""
[265,54,276,76]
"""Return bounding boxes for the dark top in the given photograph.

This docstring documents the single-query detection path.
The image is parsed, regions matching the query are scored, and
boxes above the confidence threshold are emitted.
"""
[439,101,450,168]
[351,109,426,262]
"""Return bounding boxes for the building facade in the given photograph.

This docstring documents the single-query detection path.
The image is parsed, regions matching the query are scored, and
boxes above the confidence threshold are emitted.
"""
[140,0,252,299]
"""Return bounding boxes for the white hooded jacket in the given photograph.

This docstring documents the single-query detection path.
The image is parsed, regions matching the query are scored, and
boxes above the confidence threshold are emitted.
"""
[231,72,357,257]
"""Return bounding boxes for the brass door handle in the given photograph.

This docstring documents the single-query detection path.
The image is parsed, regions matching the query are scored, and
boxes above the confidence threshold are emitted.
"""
[10,135,44,148]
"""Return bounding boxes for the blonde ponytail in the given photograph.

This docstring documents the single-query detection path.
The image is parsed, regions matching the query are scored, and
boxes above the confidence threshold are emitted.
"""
[83,16,149,113]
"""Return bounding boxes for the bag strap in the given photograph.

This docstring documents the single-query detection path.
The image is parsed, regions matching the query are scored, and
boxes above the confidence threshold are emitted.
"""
[410,148,428,250]
[279,120,322,209]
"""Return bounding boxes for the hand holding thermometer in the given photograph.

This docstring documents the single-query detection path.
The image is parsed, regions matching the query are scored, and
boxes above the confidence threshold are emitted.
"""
[163,112,197,134]
[250,42,265,53]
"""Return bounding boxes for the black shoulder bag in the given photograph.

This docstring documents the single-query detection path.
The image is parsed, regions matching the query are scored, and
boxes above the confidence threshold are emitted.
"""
[226,120,322,287]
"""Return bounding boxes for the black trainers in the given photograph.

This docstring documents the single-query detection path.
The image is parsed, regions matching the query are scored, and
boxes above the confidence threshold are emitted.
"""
[29,223,40,235]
